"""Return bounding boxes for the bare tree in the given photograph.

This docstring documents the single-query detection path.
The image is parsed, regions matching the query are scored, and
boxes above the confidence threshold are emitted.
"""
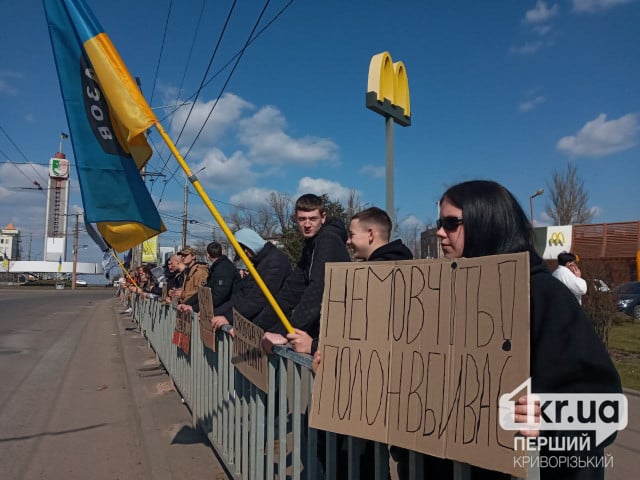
[267,192,294,233]
[545,163,594,225]
[344,189,365,220]
[254,209,279,238]
[225,207,248,232]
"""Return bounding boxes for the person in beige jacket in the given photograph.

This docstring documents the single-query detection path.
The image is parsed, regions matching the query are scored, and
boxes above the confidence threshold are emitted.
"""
[177,246,208,304]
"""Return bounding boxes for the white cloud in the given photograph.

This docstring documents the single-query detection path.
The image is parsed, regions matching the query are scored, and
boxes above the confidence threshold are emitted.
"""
[519,95,547,112]
[398,215,425,232]
[557,113,640,157]
[532,24,553,36]
[0,163,49,234]
[0,71,22,95]
[229,187,277,210]
[572,0,635,13]
[524,1,560,24]
[191,148,257,188]
[168,93,253,148]
[239,106,338,166]
[509,41,544,55]
[295,177,354,203]
[359,164,385,178]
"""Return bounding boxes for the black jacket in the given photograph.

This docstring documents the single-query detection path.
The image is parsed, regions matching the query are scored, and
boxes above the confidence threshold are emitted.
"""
[185,255,238,312]
[254,217,350,335]
[216,242,291,323]
[368,239,414,261]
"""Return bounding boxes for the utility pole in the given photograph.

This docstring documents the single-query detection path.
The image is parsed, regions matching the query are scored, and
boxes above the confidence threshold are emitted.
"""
[28,233,32,261]
[72,213,79,290]
[182,180,188,248]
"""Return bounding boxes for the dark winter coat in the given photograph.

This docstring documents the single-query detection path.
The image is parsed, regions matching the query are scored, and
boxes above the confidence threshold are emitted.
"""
[215,242,291,323]
[368,239,414,262]
[253,217,350,336]
[185,255,238,312]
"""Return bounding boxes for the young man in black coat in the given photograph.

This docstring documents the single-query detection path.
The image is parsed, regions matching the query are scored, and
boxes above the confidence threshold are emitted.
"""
[259,194,351,349]
[211,228,291,330]
[181,241,238,313]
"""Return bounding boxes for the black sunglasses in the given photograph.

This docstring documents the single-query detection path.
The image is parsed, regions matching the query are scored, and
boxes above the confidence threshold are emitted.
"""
[437,216,463,232]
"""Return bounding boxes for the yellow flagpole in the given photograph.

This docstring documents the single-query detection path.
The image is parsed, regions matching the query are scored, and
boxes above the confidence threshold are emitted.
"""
[111,250,139,289]
[153,121,295,334]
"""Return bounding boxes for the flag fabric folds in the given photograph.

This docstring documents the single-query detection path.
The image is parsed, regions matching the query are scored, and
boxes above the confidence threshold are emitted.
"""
[44,0,165,252]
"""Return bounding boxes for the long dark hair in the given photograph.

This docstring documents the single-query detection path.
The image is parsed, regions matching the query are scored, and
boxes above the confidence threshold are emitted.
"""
[440,180,540,259]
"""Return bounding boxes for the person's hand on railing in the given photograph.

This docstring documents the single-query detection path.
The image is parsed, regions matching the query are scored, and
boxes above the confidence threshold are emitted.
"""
[211,315,229,330]
[286,329,313,354]
[261,332,288,354]
[211,315,235,338]
[177,304,193,313]
[311,350,322,375]
[514,395,541,437]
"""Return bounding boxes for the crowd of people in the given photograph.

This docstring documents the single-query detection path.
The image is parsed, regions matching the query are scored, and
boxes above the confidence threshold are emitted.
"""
[122,186,621,479]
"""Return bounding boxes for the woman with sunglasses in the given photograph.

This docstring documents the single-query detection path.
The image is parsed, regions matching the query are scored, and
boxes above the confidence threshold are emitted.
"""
[426,180,621,479]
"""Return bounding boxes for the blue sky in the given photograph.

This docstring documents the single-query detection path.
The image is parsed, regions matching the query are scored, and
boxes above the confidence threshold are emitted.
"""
[1,0,638,270]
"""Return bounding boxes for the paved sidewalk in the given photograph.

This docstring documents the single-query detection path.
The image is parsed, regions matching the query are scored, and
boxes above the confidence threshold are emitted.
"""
[605,388,639,479]
[110,299,230,480]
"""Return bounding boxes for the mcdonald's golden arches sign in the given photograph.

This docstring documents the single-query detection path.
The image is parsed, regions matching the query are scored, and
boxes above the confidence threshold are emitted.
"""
[366,52,411,126]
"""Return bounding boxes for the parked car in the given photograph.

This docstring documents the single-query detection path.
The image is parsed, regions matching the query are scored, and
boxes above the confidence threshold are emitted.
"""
[592,279,611,292]
[615,281,640,320]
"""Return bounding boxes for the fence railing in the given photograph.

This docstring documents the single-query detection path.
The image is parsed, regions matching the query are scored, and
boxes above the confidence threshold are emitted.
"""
[128,295,532,480]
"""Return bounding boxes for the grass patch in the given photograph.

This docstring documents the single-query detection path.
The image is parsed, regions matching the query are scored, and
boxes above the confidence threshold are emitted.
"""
[608,318,640,390]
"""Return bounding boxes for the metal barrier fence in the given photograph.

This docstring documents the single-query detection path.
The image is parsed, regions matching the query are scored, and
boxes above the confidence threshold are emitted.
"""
[128,295,532,480]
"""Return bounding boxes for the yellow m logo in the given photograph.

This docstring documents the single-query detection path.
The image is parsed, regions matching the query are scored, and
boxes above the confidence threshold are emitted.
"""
[549,232,566,246]
[366,52,411,126]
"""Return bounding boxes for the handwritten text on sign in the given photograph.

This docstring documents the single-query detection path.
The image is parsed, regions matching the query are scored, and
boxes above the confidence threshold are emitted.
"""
[310,254,530,476]
[198,286,216,351]
[232,310,269,393]
[172,308,192,354]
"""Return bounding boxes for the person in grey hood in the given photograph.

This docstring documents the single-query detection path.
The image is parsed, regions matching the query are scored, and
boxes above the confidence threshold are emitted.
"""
[211,228,291,330]
[257,194,350,345]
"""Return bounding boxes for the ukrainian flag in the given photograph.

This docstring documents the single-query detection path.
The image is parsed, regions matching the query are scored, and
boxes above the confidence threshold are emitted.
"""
[44,0,165,252]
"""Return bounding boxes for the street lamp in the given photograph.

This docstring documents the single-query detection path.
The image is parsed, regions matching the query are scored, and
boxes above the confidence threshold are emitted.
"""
[529,188,544,225]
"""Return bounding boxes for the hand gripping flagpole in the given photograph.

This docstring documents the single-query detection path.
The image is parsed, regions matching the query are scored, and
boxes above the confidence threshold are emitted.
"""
[153,121,295,334]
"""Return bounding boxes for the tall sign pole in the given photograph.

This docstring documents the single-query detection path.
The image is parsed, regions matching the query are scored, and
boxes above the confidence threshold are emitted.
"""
[366,52,411,222]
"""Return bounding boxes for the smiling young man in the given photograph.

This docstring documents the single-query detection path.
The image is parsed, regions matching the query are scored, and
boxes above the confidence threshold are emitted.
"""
[347,206,413,261]
[257,194,350,345]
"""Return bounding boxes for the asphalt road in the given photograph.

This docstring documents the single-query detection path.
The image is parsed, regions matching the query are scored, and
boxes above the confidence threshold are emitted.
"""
[0,288,228,480]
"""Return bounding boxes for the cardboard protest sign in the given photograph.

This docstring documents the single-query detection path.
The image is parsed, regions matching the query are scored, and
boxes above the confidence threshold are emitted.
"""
[232,310,269,393]
[310,253,530,476]
[198,286,216,352]
[172,308,192,354]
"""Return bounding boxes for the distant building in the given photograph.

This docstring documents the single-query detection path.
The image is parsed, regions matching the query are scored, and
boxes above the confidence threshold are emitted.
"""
[419,226,440,259]
[1,223,20,260]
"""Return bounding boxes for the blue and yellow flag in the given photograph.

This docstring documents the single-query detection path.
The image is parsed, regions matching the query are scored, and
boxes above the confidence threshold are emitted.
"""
[44,0,165,252]
[57,255,63,273]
